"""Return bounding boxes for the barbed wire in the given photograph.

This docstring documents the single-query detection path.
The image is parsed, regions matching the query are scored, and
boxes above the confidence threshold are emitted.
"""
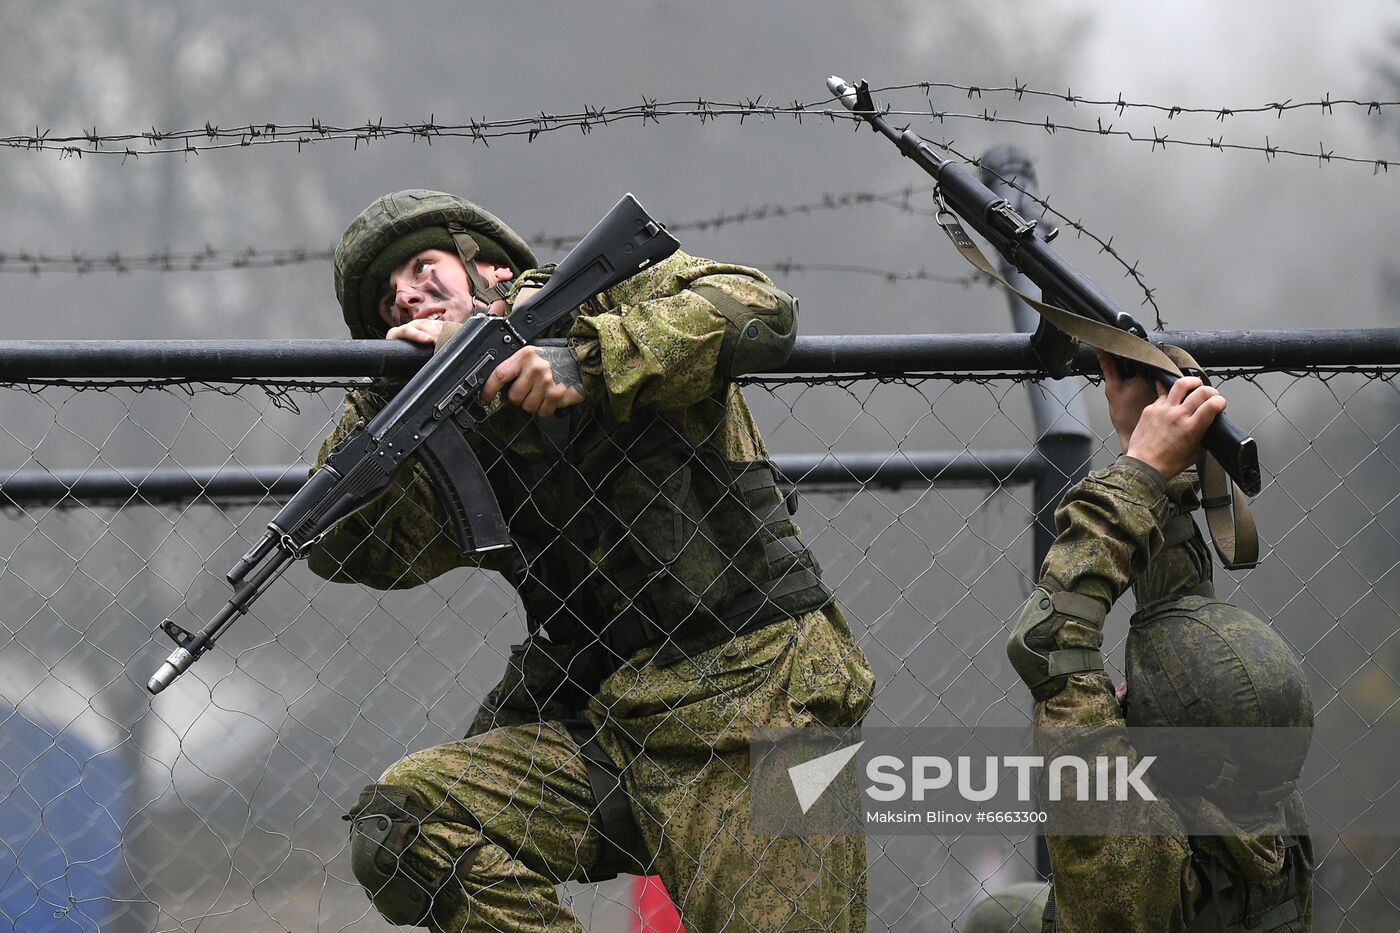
[528,183,942,250]
[3,99,842,158]
[948,141,1167,327]
[0,247,988,288]
[903,106,1392,174]
[0,185,939,273]
[18,77,1387,315]
[887,80,1399,119]
[0,246,334,274]
[766,260,985,287]
[0,178,1151,309]
[4,87,1393,173]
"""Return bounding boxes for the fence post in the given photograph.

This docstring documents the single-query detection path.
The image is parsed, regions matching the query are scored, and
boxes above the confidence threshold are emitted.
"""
[980,146,1095,881]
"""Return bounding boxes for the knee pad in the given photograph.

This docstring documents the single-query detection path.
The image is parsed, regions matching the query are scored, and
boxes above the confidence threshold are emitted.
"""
[344,783,470,927]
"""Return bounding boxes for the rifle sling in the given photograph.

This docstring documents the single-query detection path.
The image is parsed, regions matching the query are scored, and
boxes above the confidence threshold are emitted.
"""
[1158,345,1259,570]
[933,217,1258,570]
[934,210,1186,377]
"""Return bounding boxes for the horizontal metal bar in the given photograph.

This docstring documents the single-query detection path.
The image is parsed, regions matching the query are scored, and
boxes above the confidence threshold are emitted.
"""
[0,329,1395,379]
[773,449,1046,487]
[0,464,309,506]
[0,450,1048,507]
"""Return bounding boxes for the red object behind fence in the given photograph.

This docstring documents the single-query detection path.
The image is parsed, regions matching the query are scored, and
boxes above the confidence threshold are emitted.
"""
[632,875,684,933]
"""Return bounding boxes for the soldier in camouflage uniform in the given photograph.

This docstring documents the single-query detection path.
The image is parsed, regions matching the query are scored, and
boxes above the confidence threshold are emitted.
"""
[989,353,1313,933]
[309,190,874,932]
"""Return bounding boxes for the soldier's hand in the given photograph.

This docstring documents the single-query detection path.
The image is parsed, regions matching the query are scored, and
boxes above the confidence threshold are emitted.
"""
[1096,351,1158,452]
[385,319,445,345]
[481,345,586,418]
[1123,375,1226,481]
[1099,350,1226,479]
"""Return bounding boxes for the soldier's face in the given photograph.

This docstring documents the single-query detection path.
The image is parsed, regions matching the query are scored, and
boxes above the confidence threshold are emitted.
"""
[376,249,513,328]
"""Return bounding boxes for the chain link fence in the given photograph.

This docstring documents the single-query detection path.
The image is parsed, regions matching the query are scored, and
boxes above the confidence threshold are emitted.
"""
[1,332,1397,931]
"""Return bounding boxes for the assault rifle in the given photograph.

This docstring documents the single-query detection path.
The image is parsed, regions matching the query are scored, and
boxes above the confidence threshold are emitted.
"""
[147,194,680,695]
[827,76,1261,498]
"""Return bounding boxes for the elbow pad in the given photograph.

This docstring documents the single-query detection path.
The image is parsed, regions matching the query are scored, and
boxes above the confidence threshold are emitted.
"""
[691,283,798,376]
[1007,587,1107,701]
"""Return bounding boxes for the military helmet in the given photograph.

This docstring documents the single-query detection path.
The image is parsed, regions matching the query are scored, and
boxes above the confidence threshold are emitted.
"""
[1125,475,1313,810]
[334,189,538,339]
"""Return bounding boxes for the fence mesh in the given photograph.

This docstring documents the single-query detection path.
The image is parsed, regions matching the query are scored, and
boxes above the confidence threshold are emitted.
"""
[1,347,1397,931]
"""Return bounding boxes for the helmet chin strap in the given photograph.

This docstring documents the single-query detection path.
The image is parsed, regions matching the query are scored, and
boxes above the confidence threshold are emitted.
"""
[449,225,515,311]
[473,279,515,310]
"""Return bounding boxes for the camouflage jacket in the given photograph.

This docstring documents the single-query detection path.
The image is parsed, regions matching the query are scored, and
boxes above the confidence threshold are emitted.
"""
[308,250,823,647]
[1037,458,1309,933]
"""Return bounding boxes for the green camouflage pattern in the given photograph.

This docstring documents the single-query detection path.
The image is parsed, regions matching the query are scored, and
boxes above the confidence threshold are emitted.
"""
[365,607,871,932]
[568,252,799,425]
[1026,458,1312,932]
[311,252,873,930]
[1130,472,1210,606]
[1127,597,1313,798]
[1128,596,1314,736]
[334,189,538,340]
[308,250,802,589]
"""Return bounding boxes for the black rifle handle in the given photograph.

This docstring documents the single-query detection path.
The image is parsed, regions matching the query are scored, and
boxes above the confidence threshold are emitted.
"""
[1147,367,1260,496]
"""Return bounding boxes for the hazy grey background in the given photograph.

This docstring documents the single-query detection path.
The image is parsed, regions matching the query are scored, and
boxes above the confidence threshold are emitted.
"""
[2,2,1398,931]
[2,0,1397,343]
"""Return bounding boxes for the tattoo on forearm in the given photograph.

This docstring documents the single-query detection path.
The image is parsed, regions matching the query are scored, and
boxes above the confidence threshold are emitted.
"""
[536,347,585,396]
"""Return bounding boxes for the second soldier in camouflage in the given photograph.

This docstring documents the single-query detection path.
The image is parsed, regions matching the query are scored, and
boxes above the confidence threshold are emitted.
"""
[988,354,1313,933]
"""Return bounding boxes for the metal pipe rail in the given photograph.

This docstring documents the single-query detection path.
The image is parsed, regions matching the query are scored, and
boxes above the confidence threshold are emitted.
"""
[0,451,1050,508]
[1,329,1396,379]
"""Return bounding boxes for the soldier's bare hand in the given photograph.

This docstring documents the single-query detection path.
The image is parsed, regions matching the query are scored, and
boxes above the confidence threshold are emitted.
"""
[481,345,586,417]
[1123,375,1226,480]
[1097,351,1158,452]
[385,319,445,345]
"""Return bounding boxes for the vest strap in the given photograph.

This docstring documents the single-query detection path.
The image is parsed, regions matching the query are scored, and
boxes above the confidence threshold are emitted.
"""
[1162,513,1200,549]
[691,283,753,376]
[563,721,647,883]
[1042,884,1058,931]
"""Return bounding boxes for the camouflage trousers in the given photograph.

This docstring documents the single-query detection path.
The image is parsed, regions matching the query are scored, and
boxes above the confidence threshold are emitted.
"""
[362,606,876,932]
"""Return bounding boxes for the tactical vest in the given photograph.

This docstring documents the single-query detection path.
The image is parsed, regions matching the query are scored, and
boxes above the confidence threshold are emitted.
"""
[1183,835,1309,933]
[1039,835,1309,932]
[474,400,832,692]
